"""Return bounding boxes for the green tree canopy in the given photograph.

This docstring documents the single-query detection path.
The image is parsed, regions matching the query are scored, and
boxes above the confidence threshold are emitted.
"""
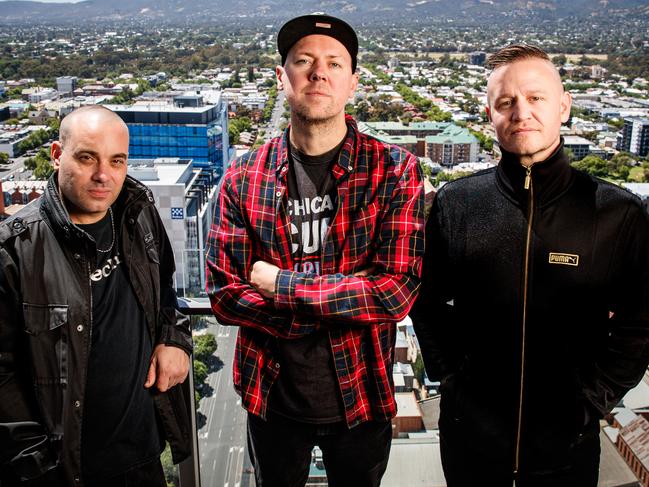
[194,333,217,363]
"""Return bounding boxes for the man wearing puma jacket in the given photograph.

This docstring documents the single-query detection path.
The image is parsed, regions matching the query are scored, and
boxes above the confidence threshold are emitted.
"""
[411,44,649,486]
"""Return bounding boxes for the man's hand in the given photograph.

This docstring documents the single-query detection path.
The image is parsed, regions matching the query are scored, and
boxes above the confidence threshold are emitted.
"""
[144,344,190,392]
[250,260,280,299]
[354,266,376,277]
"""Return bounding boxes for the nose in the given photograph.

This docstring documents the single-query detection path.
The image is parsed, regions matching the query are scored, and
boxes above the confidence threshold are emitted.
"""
[92,160,110,183]
[512,99,532,121]
[309,60,327,82]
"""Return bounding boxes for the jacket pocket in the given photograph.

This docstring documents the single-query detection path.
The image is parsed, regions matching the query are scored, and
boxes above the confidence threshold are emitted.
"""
[23,303,68,383]
[22,303,68,436]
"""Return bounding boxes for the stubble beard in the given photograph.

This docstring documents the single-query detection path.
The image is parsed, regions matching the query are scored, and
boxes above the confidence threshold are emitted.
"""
[291,101,340,129]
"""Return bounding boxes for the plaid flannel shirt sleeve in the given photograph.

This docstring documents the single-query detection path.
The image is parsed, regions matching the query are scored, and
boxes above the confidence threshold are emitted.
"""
[206,162,312,339]
[273,152,425,324]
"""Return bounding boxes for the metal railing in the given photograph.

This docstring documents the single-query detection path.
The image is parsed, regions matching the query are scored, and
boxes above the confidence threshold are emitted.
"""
[177,297,213,487]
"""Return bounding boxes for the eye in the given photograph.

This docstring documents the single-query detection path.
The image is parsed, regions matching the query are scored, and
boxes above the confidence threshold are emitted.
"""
[112,159,126,166]
[499,100,512,108]
[530,96,543,102]
[295,58,309,65]
[330,62,342,69]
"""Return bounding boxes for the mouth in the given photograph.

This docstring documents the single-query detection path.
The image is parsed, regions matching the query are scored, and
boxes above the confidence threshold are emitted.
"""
[511,128,539,135]
[305,91,330,97]
[88,189,111,198]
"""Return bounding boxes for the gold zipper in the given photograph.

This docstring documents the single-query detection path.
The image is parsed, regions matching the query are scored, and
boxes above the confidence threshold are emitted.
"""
[514,164,534,481]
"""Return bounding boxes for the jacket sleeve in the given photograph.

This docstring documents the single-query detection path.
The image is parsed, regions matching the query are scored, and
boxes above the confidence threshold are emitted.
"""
[0,246,41,424]
[205,167,310,339]
[581,203,649,416]
[272,154,425,325]
[410,189,465,383]
[150,207,193,356]
[0,245,54,478]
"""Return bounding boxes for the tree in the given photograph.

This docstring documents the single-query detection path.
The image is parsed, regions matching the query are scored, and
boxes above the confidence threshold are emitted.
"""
[193,360,208,385]
[24,157,37,170]
[228,124,240,145]
[426,105,452,122]
[161,443,179,487]
[395,83,432,112]
[0,153,9,164]
[552,54,567,66]
[434,170,473,186]
[571,155,608,178]
[193,334,217,363]
[413,353,426,386]
[47,117,60,134]
[354,101,370,122]
[470,129,494,153]
[26,148,54,180]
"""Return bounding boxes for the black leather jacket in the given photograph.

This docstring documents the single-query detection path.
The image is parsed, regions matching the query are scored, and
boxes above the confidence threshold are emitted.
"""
[412,143,649,474]
[0,174,193,485]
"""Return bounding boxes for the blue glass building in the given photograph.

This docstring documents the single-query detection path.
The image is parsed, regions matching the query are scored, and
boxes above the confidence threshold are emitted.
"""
[108,98,229,177]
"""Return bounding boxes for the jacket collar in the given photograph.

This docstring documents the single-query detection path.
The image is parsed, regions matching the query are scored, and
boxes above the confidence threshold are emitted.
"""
[41,172,151,246]
[275,114,359,181]
[495,137,574,207]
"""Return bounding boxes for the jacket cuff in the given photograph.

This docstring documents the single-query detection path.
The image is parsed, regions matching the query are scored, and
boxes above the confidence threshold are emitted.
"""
[158,324,193,356]
[274,269,298,312]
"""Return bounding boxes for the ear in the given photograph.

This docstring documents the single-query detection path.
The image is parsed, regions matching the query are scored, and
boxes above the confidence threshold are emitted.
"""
[51,141,63,170]
[275,65,285,90]
[349,72,359,98]
[560,91,572,124]
[485,105,493,124]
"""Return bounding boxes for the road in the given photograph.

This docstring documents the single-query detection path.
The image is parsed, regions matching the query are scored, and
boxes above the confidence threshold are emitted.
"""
[265,90,286,140]
[0,156,32,181]
[197,319,253,487]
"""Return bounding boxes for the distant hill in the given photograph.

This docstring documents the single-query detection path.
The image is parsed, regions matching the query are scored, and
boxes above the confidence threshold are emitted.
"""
[1,0,648,24]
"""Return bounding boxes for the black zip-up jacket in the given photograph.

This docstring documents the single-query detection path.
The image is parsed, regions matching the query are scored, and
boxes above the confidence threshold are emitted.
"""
[411,143,649,474]
[0,174,193,485]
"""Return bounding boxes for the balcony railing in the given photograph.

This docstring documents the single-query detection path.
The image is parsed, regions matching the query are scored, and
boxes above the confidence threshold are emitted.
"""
[176,297,212,487]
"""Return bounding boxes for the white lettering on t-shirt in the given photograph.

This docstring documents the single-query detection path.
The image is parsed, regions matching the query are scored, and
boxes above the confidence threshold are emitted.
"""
[90,255,122,282]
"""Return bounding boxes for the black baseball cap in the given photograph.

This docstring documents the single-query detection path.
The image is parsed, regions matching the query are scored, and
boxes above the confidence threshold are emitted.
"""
[277,14,359,72]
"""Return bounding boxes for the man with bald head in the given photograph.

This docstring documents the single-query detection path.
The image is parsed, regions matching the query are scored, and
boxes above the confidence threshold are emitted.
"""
[411,45,649,486]
[0,105,192,486]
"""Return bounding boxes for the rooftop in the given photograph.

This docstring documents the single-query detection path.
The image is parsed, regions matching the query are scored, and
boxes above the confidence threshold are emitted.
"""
[563,135,596,146]
[395,392,423,418]
[107,102,217,114]
[619,415,649,472]
[382,438,446,487]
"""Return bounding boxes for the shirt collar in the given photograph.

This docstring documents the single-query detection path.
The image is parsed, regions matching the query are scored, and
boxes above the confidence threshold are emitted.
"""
[276,115,359,179]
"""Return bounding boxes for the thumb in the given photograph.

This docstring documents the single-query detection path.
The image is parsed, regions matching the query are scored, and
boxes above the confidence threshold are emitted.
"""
[144,356,157,388]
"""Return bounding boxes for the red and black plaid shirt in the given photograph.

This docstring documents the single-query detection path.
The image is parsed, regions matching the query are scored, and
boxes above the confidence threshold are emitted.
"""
[206,116,425,427]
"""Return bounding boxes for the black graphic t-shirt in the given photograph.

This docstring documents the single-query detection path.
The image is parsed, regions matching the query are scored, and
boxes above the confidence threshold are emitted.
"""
[78,210,162,478]
[268,136,346,423]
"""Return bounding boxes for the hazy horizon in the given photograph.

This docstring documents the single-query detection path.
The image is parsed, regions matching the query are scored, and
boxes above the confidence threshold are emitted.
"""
[0,0,83,3]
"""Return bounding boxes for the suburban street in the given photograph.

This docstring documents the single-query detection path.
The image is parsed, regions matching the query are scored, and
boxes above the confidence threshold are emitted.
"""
[266,90,285,139]
[0,156,32,182]
[196,318,252,487]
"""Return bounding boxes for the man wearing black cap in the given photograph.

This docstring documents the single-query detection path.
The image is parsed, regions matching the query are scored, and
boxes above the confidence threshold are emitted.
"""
[207,13,425,487]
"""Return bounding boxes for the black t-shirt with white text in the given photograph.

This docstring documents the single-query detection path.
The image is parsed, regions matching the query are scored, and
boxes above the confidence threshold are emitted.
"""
[268,136,347,423]
[78,210,162,478]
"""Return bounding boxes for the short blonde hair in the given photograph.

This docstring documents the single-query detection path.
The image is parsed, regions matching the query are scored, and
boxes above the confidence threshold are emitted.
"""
[486,44,550,70]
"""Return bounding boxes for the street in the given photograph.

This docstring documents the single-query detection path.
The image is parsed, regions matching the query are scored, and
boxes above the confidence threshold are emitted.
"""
[265,90,286,140]
[0,156,32,181]
[197,319,252,487]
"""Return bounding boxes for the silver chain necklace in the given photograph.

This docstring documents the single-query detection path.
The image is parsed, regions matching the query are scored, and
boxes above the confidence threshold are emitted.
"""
[96,207,115,254]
